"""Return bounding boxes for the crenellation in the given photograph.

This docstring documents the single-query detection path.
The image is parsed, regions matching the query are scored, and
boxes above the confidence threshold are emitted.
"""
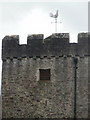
[27,34,43,45]
[50,33,69,39]
[2,32,90,59]
[78,32,90,38]
[78,35,89,56]
[2,35,19,48]
[27,34,44,40]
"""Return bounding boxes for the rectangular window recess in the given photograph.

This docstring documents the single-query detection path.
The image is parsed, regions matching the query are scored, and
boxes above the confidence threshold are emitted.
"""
[39,69,51,81]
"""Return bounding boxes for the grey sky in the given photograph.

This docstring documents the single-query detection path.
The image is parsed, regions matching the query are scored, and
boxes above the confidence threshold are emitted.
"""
[0,2,88,42]
[0,1,89,93]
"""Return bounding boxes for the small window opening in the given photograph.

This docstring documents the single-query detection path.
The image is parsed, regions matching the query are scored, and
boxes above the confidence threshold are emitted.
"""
[39,69,51,80]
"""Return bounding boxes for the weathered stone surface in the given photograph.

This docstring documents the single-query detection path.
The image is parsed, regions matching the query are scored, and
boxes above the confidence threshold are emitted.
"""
[1,33,89,119]
[2,57,88,118]
[2,32,90,59]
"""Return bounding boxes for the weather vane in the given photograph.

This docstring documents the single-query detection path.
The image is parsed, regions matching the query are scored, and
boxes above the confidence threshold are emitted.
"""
[49,10,62,33]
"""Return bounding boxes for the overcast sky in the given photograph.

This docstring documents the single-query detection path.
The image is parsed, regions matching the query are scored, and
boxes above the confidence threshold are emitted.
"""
[0,1,88,43]
[0,1,89,93]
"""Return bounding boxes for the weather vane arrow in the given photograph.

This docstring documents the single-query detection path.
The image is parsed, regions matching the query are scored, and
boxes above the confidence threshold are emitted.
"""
[49,10,62,33]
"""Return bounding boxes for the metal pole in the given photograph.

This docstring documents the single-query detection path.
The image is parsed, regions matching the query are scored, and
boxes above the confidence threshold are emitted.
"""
[73,58,78,120]
[55,18,57,33]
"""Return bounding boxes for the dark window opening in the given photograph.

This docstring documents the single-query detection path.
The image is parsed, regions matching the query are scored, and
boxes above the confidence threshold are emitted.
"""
[39,69,51,80]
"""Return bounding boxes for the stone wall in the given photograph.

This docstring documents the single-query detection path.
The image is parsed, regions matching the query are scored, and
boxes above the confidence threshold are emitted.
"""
[2,56,88,118]
[2,33,89,118]
[76,57,88,118]
[2,33,90,59]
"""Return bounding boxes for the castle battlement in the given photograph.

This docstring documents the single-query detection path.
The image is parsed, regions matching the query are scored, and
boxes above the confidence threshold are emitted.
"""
[2,32,89,118]
[2,33,90,59]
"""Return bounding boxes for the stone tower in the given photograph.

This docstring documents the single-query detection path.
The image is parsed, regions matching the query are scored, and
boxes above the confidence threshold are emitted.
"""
[2,33,89,118]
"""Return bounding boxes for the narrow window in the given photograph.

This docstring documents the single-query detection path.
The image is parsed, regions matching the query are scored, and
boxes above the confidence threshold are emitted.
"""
[39,69,51,80]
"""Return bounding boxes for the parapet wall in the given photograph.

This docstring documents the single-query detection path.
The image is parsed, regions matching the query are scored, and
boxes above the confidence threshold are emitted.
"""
[2,33,90,59]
